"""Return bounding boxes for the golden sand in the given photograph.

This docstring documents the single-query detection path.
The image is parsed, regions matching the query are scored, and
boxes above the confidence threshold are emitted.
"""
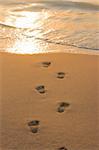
[0,52,99,150]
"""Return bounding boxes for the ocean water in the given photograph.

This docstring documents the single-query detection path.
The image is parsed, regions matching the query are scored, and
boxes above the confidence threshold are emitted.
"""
[0,0,99,54]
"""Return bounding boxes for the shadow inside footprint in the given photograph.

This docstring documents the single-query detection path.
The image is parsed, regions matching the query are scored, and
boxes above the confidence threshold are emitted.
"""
[57,102,70,113]
[35,85,46,94]
[42,61,51,68]
[28,120,40,134]
[30,127,39,133]
[57,72,65,79]
[28,120,40,126]
[58,147,68,150]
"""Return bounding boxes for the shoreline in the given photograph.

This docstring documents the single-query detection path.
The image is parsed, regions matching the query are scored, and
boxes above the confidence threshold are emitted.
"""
[0,45,99,56]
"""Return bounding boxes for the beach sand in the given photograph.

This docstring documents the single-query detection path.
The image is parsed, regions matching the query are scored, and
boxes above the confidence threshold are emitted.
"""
[0,52,99,150]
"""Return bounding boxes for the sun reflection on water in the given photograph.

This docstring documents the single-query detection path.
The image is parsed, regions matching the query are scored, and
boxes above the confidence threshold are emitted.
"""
[6,11,43,28]
[4,10,50,54]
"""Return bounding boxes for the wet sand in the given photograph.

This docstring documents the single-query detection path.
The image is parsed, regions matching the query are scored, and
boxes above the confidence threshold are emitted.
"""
[0,52,99,150]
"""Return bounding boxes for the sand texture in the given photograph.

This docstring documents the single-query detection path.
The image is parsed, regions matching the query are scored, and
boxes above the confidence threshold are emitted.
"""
[0,52,99,150]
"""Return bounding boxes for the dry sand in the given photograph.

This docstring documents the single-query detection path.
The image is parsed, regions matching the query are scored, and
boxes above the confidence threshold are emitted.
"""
[0,52,99,150]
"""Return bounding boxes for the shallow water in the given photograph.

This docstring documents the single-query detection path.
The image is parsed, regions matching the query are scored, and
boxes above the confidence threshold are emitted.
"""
[0,0,99,54]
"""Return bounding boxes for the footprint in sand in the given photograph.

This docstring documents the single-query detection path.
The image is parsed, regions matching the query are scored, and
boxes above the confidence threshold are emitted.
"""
[57,72,65,79]
[57,72,70,79]
[28,120,40,133]
[41,61,51,68]
[58,147,68,150]
[57,102,70,113]
[35,85,46,94]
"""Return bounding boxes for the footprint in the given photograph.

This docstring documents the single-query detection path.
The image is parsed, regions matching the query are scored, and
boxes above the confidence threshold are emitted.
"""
[58,147,68,150]
[35,85,46,94]
[57,72,65,79]
[28,120,40,126]
[30,127,39,133]
[57,102,70,113]
[41,61,51,68]
[28,120,40,134]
